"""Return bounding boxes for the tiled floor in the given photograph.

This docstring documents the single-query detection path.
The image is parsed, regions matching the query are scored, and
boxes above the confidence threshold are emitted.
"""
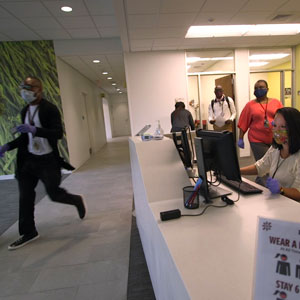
[0,137,133,300]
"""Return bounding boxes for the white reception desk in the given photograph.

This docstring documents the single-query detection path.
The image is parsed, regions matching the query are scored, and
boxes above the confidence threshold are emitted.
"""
[129,136,300,300]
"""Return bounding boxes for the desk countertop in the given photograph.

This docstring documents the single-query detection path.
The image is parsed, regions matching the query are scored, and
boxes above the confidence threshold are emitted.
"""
[129,136,300,300]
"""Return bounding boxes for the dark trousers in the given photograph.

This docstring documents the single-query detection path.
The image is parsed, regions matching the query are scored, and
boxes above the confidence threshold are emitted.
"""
[17,153,79,235]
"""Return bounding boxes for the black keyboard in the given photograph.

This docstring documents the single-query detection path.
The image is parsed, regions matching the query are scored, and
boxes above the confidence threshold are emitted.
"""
[220,175,263,195]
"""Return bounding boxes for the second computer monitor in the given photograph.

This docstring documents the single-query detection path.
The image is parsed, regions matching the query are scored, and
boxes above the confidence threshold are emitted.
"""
[172,129,193,169]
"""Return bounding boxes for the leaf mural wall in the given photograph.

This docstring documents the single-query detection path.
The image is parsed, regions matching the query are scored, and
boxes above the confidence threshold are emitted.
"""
[0,40,69,175]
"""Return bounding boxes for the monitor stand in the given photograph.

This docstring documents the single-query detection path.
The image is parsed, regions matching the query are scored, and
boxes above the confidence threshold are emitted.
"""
[208,185,232,200]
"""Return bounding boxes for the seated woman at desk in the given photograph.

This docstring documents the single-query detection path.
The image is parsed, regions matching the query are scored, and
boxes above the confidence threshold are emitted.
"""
[240,107,300,202]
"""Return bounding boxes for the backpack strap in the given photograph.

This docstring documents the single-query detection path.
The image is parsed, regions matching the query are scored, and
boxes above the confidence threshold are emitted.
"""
[225,96,232,115]
[211,100,215,113]
[212,96,232,115]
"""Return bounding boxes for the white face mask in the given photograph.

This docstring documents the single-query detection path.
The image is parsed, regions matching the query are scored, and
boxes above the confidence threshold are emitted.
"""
[20,89,36,103]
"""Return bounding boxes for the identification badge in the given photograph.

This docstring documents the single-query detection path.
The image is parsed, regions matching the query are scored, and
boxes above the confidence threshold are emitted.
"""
[264,119,269,128]
[33,141,40,150]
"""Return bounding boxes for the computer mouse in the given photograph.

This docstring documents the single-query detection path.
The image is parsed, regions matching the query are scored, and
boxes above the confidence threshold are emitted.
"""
[221,195,234,205]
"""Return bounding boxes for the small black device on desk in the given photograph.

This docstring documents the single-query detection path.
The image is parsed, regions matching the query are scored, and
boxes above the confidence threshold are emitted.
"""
[220,175,263,195]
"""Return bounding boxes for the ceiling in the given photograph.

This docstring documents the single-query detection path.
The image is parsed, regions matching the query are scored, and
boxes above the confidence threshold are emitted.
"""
[1,0,300,94]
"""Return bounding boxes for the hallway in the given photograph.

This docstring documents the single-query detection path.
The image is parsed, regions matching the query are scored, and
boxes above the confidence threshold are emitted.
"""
[0,138,133,299]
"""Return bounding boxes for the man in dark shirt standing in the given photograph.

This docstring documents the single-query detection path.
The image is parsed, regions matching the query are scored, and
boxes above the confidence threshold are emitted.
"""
[170,101,195,132]
[0,76,86,250]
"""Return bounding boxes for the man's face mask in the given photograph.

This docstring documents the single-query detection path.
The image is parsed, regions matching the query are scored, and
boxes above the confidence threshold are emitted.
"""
[273,129,288,145]
[20,89,37,103]
[254,88,268,99]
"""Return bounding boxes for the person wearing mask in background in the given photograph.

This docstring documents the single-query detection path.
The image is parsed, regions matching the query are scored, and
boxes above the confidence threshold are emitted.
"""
[241,107,300,202]
[170,101,195,132]
[0,76,87,250]
[237,79,283,185]
[208,85,236,132]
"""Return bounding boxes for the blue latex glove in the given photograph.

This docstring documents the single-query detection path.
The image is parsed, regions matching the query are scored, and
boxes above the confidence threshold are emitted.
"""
[237,138,244,149]
[16,124,36,135]
[0,144,9,158]
[266,177,281,194]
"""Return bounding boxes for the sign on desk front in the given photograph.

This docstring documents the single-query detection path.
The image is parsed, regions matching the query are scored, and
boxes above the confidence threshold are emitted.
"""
[254,217,300,300]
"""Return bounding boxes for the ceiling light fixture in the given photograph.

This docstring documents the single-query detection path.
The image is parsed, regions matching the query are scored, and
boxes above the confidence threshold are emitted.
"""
[249,62,269,67]
[107,77,112,80]
[61,6,72,12]
[116,88,120,91]
[249,53,290,60]
[211,57,233,61]
[93,60,100,63]
[112,83,117,86]
[186,56,233,63]
[186,24,300,38]
[102,71,108,75]
[187,53,289,65]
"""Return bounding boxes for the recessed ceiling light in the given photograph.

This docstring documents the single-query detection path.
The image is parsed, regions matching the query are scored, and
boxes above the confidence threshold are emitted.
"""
[119,91,122,94]
[61,6,72,12]
[186,24,300,38]
[107,77,112,80]
[112,83,117,86]
[93,60,100,63]
[102,71,108,75]
[116,88,120,91]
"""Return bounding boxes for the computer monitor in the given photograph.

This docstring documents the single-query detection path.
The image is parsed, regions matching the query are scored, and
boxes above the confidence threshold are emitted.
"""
[194,129,241,202]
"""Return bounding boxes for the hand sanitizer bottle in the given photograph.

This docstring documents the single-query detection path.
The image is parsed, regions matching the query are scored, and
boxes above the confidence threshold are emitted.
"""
[153,120,164,140]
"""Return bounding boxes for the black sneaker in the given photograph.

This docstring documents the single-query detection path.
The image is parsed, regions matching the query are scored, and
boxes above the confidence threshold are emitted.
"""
[8,231,39,251]
[75,195,87,219]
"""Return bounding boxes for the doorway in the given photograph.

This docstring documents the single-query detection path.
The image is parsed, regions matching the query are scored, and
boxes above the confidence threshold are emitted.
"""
[215,74,236,140]
[81,92,92,156]
[111,102,131,137]
[102,97,112,139]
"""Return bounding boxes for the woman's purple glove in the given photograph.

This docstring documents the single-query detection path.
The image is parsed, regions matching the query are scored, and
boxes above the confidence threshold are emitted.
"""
[0,144,9,158]
[237,138,244,149]
[17,124,36,135]
[266,177,281,194]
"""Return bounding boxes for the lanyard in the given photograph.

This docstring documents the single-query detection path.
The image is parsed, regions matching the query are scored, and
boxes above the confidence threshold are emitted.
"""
[27,105,39,126]
[272,152,286,178]
[258,99,268,120]
[215,96,224,114]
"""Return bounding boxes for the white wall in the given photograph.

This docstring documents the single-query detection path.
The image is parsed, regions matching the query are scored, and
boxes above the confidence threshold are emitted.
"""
[109,93,131,137]
[234,49,251,157]
[124,51,188,135]
[56,57,107,168]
